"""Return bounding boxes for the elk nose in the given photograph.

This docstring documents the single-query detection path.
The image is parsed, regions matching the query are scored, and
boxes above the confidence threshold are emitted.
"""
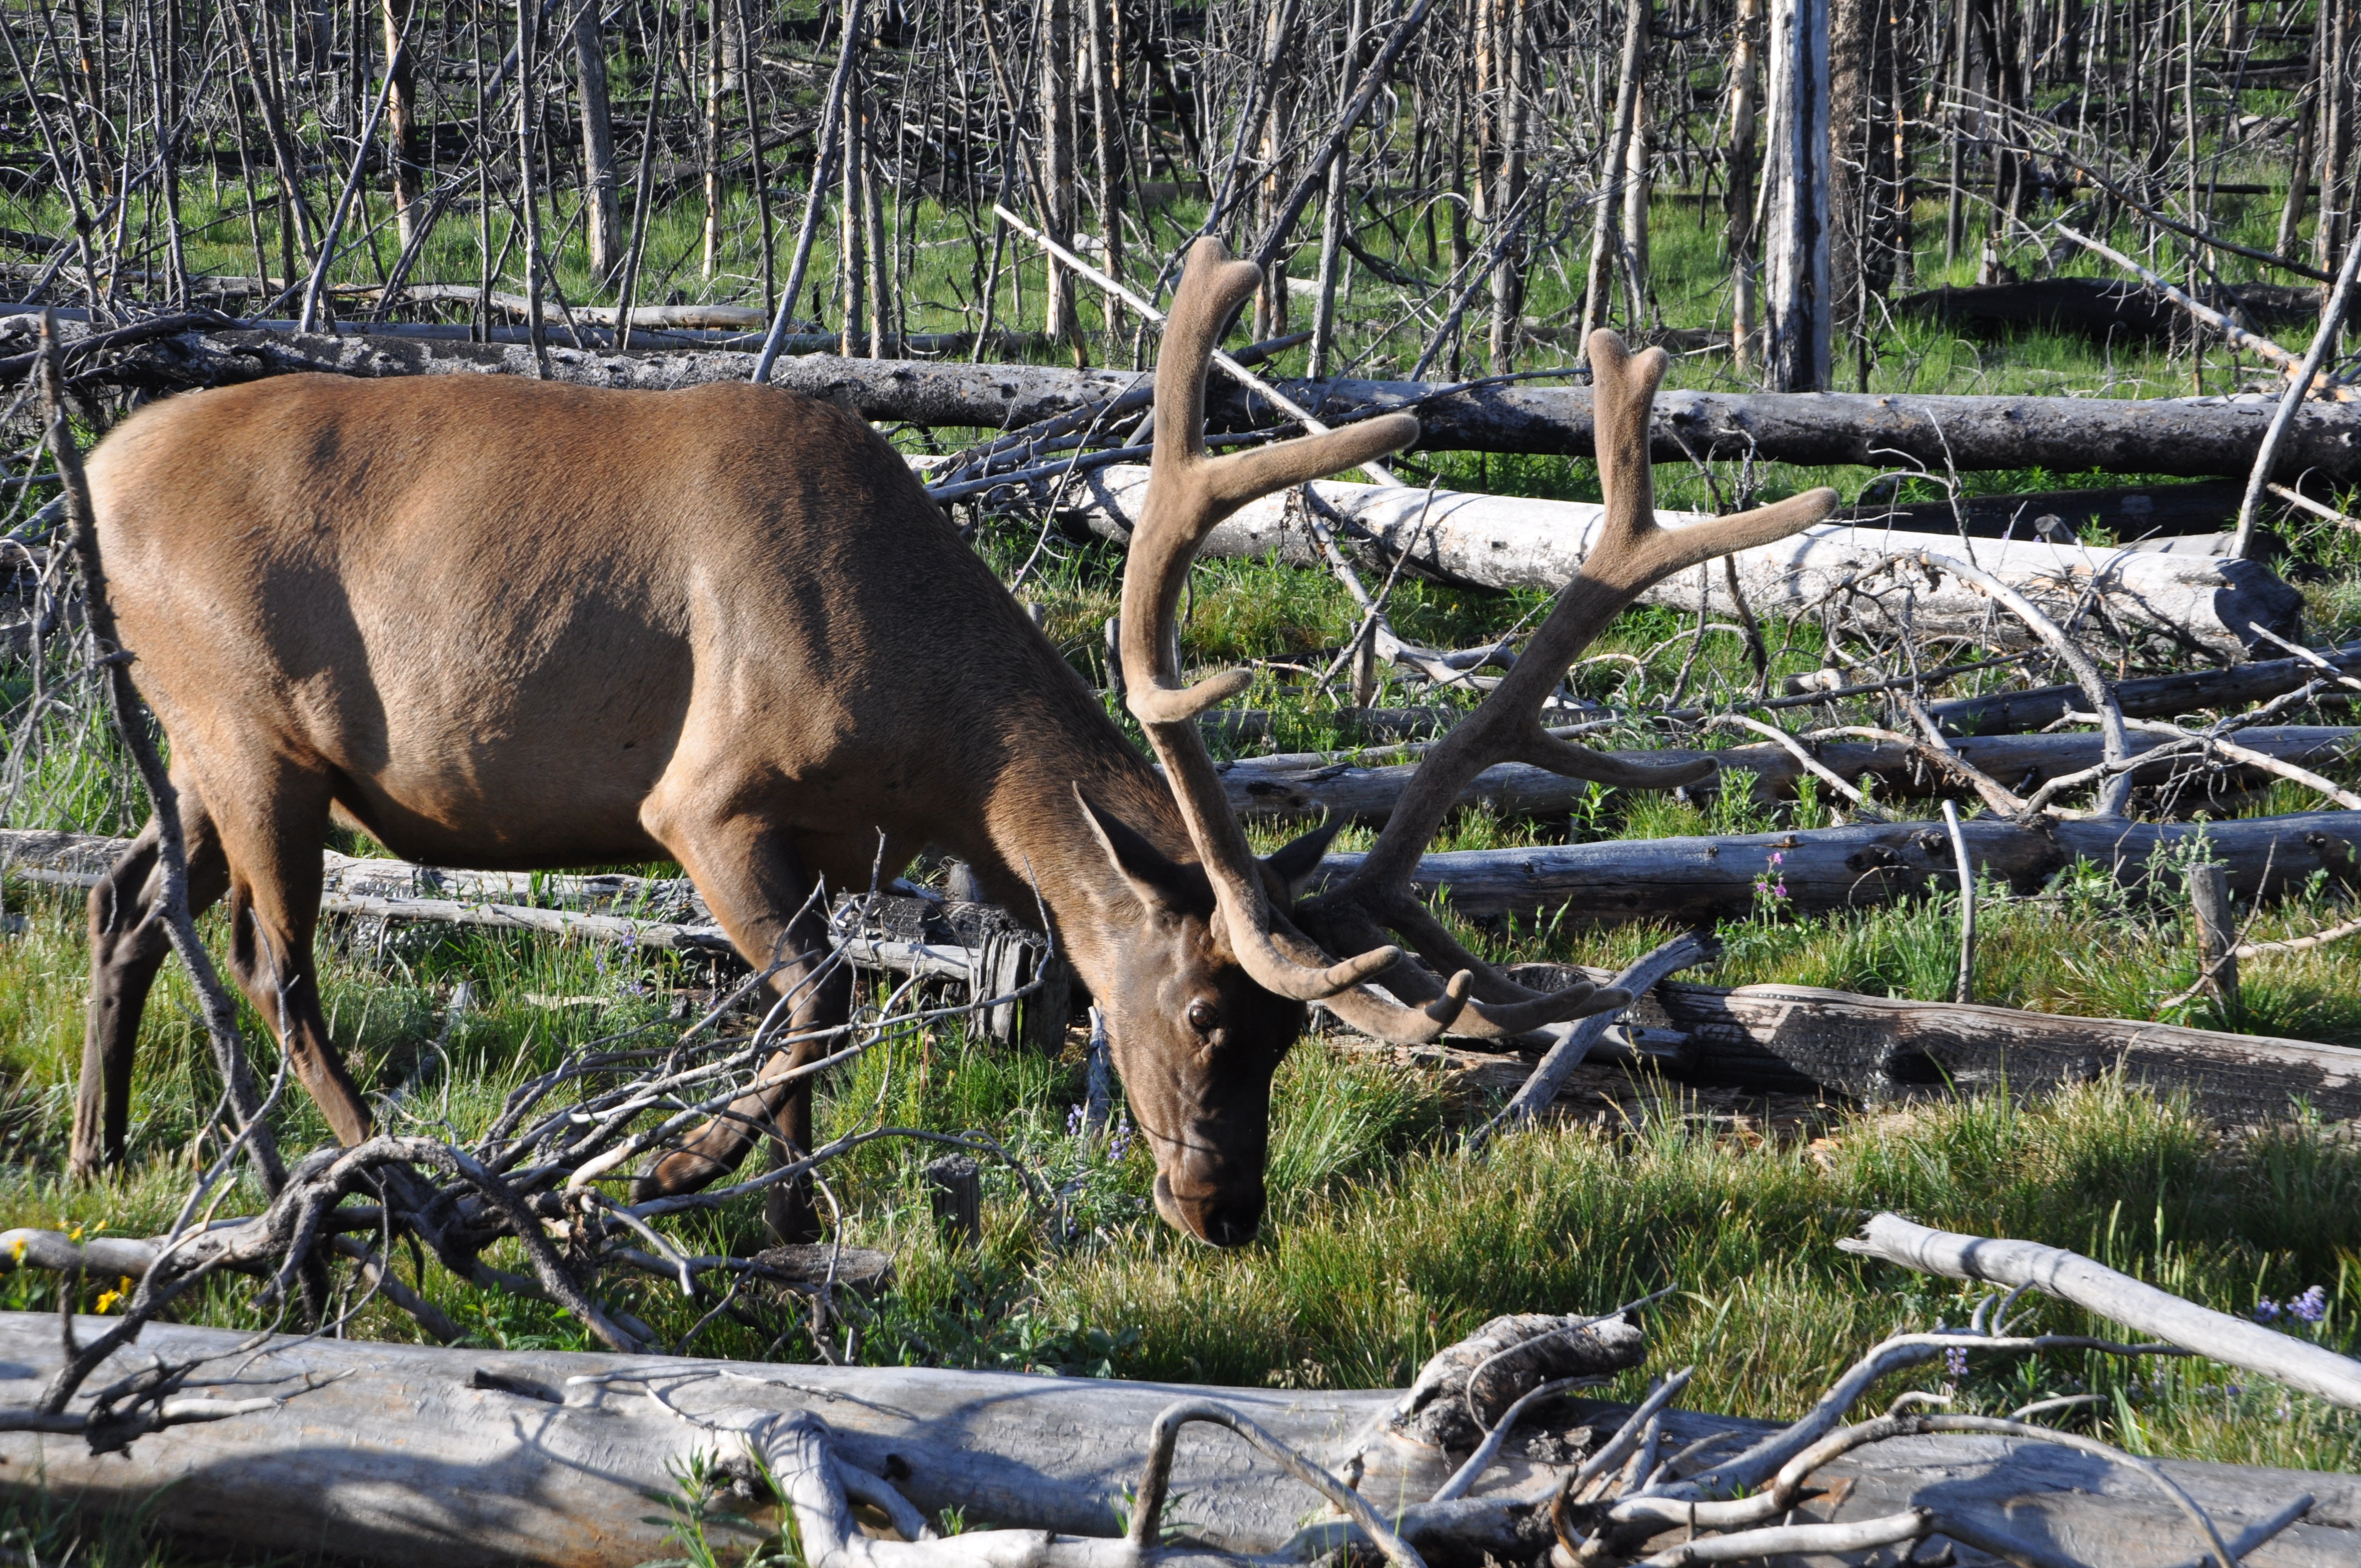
[1198,1189,1265,1249]
[1154,1172,1266,1247]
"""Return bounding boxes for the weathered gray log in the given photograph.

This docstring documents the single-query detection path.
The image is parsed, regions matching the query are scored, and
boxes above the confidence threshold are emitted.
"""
[1510,960,2361,1125]
[0,835,1073,1046]
[1929,642,2361,734]
[1218,726,2359,823]
[11,809,2354,955]
[0,1315,2349,1568]
[77,324,1150,429]
[43,318,2361,480]
[1071,466,2304,656]
[1308,809,2360,924]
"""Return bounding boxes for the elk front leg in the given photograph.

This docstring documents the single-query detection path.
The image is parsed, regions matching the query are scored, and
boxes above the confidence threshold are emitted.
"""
[70,792,231,1179]
[631,813,850,1243]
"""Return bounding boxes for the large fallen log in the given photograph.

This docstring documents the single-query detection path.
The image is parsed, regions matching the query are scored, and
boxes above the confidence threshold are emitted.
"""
[9,808,2353,952]
[0,1314,2349,1568]
[1071,466,2305,657]
[1311,808,2360,923]
[1217,725,2358,823]
[37,318,2361,480]
[0,833,1077,1050]
[1501,960,2361,1124]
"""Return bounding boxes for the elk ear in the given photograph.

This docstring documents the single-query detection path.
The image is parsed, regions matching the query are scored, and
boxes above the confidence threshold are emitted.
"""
[1075,787,1199,912]
[1262,818,1343,903]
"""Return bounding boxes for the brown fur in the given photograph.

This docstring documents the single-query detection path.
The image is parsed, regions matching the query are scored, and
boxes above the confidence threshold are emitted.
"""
[75,371,1314,1244]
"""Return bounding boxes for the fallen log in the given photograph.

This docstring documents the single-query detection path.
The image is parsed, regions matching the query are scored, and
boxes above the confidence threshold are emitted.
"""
[1929,641,2361,733]
[1891,276,2323,341]
[1219,726,2358,823]
[1842,479,2246,540]
[1309,808,2360,923]
[0,1314,2349,1568]
[1503,961,2361,1125]
[10,809,2354,956]
[1071,465,2304,657]
[37,318,2361,481]
[58,322,1152,431]
[0,835,1073,1048]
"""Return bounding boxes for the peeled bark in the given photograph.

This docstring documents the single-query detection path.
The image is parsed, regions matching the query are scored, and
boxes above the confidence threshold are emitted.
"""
[573,2,622,278]
[1071,466,2305,657]
[1762,0,1831,390]
[380,0,423,251]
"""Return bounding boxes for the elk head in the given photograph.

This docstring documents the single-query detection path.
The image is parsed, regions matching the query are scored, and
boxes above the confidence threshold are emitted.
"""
[1094,238,1837,1246]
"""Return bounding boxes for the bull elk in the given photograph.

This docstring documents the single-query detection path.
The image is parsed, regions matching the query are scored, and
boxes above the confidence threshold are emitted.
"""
[69,238,1832,1245]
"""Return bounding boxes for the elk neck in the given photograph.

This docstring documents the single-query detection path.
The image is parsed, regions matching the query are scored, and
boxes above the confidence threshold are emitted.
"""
[943,657,1201,999]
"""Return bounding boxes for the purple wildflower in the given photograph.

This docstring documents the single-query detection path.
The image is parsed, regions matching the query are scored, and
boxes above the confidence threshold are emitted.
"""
[2256,1298,2282,1324]
[1944,1346,1969,1382]
[1106,1113,1135,1163]
[2292,1286,2329,1325]
[1067,1103,1086,1140]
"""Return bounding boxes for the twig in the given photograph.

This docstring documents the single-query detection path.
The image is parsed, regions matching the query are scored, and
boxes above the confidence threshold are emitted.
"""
[989,203,1407,487]
[1917,549,2132,815]
[1472,932,1717,1147]
[2234,226,2361,559]
[1941,800,1974,1004]
[2050,224,2311,377]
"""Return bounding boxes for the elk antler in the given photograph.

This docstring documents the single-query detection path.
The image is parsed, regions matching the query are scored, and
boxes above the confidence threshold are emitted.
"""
[1289,331,1839,1037]
[1120,244,1836,1046]
[1118,236,1421,1005]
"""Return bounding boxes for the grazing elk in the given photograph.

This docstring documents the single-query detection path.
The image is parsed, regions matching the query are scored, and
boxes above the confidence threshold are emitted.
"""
[70,238,1832,1245]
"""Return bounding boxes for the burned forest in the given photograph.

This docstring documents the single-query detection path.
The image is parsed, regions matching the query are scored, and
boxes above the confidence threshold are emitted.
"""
[0,0,2356,1565]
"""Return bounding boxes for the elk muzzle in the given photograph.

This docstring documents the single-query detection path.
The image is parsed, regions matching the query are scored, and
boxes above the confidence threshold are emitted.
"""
[1151,1163,1267,1249]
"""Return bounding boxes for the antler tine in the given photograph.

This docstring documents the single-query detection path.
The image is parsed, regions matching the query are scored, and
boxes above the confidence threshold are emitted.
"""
[1115,237,1418,1003]
[1291,329,1837,1041]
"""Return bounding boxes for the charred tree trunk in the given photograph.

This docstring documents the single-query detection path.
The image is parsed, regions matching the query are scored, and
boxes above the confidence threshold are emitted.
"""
[1727,0,1762,367]
[574,0,620,279]
[1764,0,1831,390]
[380,0,423,252]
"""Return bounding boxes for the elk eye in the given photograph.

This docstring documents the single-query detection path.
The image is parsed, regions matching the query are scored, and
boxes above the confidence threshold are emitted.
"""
[1186,1000,1219,1034]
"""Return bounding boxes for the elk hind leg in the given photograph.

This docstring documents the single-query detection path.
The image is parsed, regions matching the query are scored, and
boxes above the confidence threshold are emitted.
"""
[72,791,230,1179]
[211,771,372,1146]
